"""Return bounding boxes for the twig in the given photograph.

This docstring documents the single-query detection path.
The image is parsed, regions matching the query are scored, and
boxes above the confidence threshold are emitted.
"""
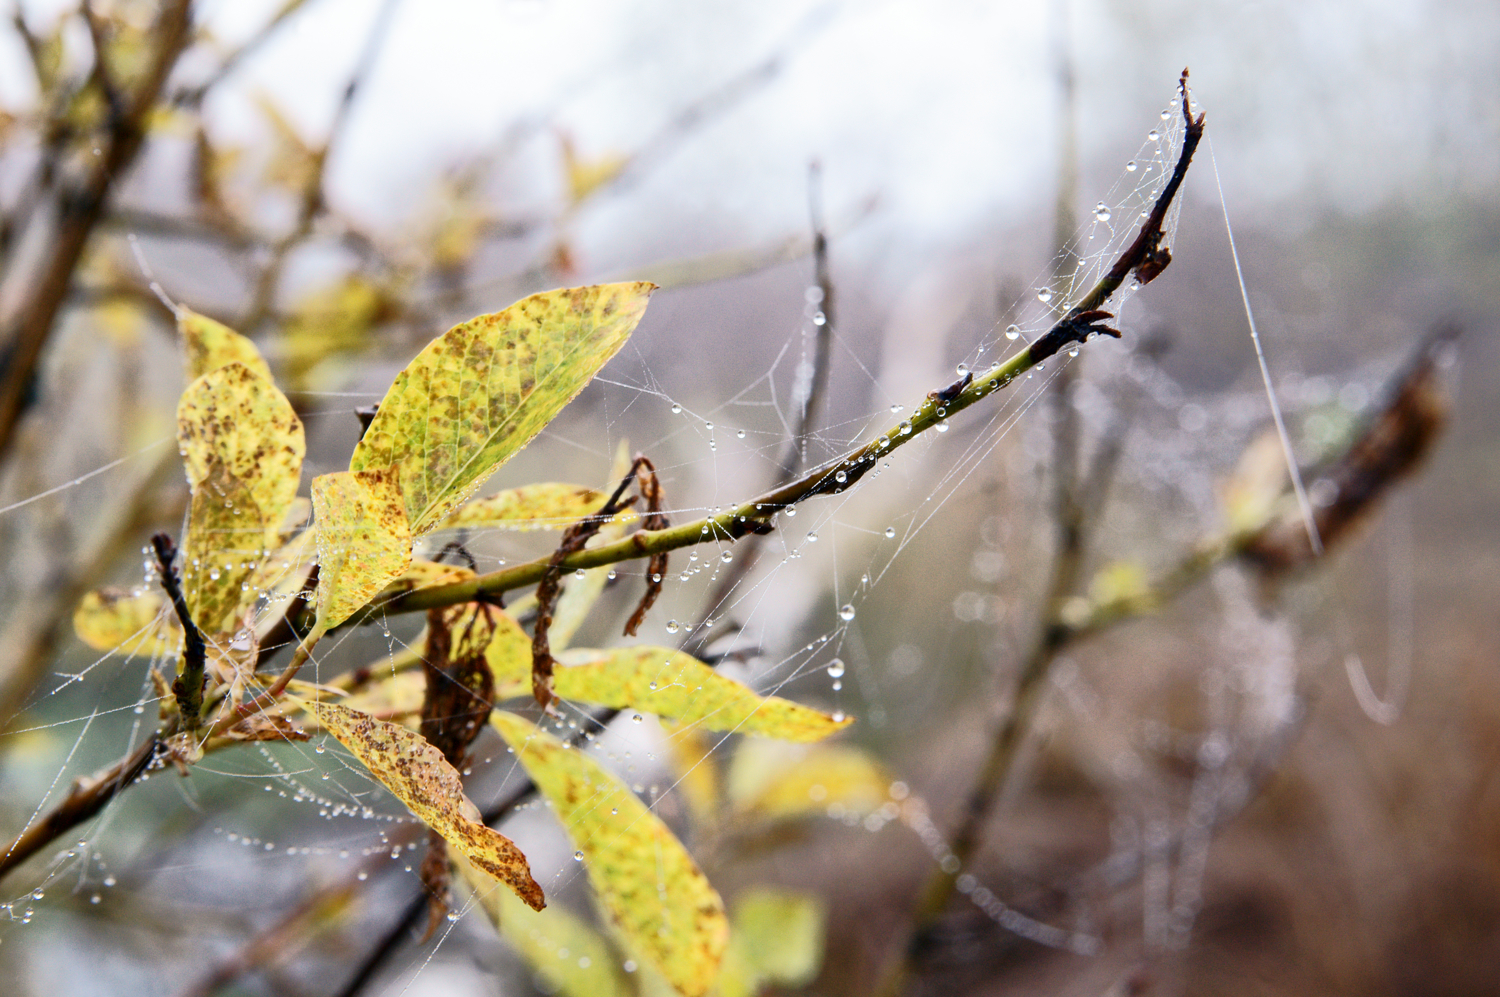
[871,70,1205,997]
[151,533,208,730]
[236,0,400,333]
[0,733,162,881]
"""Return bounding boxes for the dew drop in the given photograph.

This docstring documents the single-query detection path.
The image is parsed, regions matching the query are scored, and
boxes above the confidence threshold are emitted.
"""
[607,569,617,581]
[783,505,796,517]
[736,429,745,439]
[665,620,680,634]
[885,527,896,539]
[956,363,970,376]
[889,403,903,414]
[1068,347,1080,358]
[1093,202,1111,222]
[898,421,911,435]
[806,531,819,543]
[827,659,845,678]
[1036,288,1053,304]
[1005,324,1021,341]
[670,402,682,414]
[632,714,643,724]
[839,604,856,622]
[835,470,847,483]
[935,420,949,433]
[1148,129,1160,142]
[705,421,714,431]
[812,311,826,326]
[1126,159,1138,172]
[90,894,101,905]
[719,550,732,563]
[574,568,587,579]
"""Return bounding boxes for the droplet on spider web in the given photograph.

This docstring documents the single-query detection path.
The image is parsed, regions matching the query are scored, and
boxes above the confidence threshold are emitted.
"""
[1148,129,1160,142]
[665,620,680,633]
[1036,288,1053,304]
[670,403,682,414]
[1126,160,1138,172]
[1093,202,1111,222]
[719,550,732,563]
[884,526,896,539]
[736,429,746,439]
[1005,324,1021,341]
[839,604,856,622]
[826,659,845,678]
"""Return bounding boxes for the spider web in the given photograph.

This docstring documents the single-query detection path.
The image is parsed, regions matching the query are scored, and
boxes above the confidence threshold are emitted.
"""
[0,81,1414,995]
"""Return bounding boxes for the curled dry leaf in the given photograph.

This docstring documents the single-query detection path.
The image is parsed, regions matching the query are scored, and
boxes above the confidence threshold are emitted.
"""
[176,362,305,635]
[491,711,728,997]
[73,588,181,657]
[176,306,273,382]
[310,468,411,629]
[436,482,614,532]
[222,712,309,742]
[309,701,544,910]
[349,282,656,535]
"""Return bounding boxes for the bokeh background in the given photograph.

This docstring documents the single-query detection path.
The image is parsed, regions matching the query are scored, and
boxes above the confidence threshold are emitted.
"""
[0,1,1496,995]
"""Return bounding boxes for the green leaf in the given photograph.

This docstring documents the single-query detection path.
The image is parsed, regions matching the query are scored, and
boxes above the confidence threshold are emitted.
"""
[176,306,273,382]
[455,852,633,997]
[549,647,851,742]
[491,710,728,997]
[437,482,614,531]
[310,469,411,629]
[176,362,305,635]
[349,283,655,534]
[310,701,544,910]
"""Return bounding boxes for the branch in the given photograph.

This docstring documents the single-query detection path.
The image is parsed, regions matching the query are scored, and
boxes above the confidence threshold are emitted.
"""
[0,0,195,463]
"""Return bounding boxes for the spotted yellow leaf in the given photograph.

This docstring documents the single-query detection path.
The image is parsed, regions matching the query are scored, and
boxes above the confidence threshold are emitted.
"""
[455,851,632,997]
[349,283,655,534]
[310,700,544,909]
[437,482,613,531]
[310,469,411,629]
[176,306,273,382]
[177,362,305,635]
[727,740,896,822]
[548,647,850,742]
[73,588,182,657]
[491,711,727,996]
[379,557,475,597]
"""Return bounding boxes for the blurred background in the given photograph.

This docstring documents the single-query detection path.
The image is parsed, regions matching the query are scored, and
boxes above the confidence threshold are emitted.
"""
[0,0,1496,995]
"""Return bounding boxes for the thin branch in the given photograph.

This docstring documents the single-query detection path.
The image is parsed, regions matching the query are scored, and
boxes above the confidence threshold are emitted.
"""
[0,733,162,881]
[151,533,208,729]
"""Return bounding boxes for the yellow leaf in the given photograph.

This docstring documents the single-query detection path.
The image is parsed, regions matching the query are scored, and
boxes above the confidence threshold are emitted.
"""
[349,283,655,535]
[339,671,426,720]
[455,852,633,997]
[1219,429,1291,534]
[242,528,315,613]
[492,711,727,996]
[176,306,273,382]
[550,647,851,743]
[437,483,612,531]
[561,134,629,205]
[718,888,827,997]
[280,276,396,390]
[177,363,305,635]
[310,701,544,909]
[310,469,412,629]
[663,722,720,827]
[481,607,536,699]
[380,557,475,597]
[73,588,182,657]
[728,741,896,821]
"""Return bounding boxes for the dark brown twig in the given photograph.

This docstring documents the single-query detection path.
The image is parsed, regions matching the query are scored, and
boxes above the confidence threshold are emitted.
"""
[530,460,645,710]
[151,533,208,730]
